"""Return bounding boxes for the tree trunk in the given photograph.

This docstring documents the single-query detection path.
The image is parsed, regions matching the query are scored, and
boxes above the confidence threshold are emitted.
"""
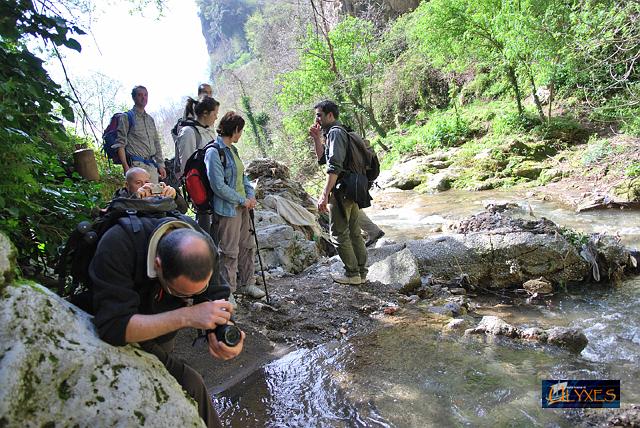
[506,65,524,116]
[548,79,555,123]
[528,73,546,122]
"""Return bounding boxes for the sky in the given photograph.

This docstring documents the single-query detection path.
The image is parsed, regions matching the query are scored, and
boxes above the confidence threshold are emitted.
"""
[49,0,211,113]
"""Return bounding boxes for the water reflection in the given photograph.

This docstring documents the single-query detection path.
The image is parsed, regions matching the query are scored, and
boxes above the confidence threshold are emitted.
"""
[215,189,640,426]
[370,189,640,248]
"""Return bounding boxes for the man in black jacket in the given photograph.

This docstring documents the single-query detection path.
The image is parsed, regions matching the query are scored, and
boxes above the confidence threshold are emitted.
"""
[90,218,243,428]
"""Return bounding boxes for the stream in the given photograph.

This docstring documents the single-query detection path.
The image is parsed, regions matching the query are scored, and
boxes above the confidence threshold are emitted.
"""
[214,189,640,427]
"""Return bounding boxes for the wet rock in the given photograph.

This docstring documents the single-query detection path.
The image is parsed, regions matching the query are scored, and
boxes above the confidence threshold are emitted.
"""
[468,316,519,338]
[520,327,548,342]
[546,327,588,353]
[588,235,632,282]
[406,213,592,288]
[0,232,16,288]
[0,283,203,426]
[482,200,519,212]
[367,248,421,293]
[523,277,553,295]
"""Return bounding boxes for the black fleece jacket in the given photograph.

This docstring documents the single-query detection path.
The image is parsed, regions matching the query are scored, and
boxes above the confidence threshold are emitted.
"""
[89,218,229,346]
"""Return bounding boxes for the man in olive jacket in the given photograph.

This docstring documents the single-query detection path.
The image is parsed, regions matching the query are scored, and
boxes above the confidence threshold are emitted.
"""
[309,100,367,285]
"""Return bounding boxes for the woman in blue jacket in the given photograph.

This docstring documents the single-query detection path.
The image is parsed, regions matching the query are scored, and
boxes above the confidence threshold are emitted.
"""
[205,112,265,302]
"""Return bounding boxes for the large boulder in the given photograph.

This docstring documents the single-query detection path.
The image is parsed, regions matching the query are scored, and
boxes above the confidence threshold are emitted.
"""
[404,212,607,288]
[367,248,421,292]
[255,224,319,274]
[0,283,204,427]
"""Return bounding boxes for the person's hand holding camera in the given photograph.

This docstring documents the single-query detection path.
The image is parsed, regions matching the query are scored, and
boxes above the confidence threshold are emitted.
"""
[187,299,233,330]
[207,327,245,360]
[137,182,176,199]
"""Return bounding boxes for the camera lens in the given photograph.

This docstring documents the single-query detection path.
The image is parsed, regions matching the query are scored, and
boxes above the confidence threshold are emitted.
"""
[215,324,241,347]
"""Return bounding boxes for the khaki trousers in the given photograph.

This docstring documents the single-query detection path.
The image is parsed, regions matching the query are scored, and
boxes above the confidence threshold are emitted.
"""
[329,194,368,278]
[215,206,256,291]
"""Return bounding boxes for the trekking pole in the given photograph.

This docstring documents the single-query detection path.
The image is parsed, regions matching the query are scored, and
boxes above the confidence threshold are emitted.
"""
[249,209,270,304]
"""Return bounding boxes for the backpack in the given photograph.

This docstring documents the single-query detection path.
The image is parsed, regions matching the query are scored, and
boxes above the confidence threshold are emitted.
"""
[102,110,135,164]
[331,125,380,188]
[56,197,186,313]
[183,142,227,212]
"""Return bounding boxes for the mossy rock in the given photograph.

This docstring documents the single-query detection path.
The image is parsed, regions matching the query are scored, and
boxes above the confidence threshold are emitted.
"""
[511,161,544,180]
[0,232,17,290]
[612,178,640,202]
[538,168,563,184]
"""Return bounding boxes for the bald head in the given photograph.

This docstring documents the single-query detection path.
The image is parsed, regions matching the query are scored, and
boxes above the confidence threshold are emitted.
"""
[156,229,215,282]
[125,167,150,194]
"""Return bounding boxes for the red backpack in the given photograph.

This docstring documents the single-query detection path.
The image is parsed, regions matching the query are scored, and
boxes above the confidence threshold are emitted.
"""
[183,142,227,212]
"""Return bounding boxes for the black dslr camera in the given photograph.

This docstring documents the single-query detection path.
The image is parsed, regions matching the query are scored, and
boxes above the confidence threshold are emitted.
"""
[191,295,241,347]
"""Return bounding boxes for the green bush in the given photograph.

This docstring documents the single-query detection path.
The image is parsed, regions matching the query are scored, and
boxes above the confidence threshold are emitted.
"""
[582,136,614,166]
[626,162,640,178]
[493,111,540,135]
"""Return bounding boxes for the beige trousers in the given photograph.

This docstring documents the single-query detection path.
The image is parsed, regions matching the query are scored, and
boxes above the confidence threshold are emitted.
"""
[215,206,256,291]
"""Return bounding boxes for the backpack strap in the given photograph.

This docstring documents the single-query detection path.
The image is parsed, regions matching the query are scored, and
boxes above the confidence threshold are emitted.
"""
[216,146,227,170]
[126,110,136,131]
[329,124,354,172]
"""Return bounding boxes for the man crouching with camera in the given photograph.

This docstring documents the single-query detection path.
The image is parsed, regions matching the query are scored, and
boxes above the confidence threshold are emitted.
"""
[90,217,244,427]
[115,166,177,199]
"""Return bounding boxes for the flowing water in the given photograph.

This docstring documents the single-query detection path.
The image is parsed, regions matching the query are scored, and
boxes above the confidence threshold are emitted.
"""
[215,189,640,427]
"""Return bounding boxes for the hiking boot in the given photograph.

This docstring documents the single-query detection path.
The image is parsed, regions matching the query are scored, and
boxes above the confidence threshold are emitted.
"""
[237,284,266,299]
[332,273,362,285]
[365,230,385,247]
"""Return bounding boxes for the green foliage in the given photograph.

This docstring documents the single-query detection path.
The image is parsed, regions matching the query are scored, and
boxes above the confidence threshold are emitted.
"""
[582,136,614,166]
[277,16,385,152]
[380,110,472,168]
[0,1,103,276]
[559,227,589,249]
[625,162,640,178]
[493,111,540,135]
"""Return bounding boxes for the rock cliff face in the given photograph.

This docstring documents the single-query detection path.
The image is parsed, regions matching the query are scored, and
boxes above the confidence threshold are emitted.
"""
[197,0,420,73]
[340,0,421,20]
[0,282,205,427]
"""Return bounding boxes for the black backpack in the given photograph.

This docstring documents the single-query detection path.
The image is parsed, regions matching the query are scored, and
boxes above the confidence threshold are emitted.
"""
[56,197,189,313]
[183,142,227,212]
[331,125,380,188]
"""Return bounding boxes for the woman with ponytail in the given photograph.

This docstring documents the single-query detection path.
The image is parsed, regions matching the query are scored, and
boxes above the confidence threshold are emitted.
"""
[175,95,220,233]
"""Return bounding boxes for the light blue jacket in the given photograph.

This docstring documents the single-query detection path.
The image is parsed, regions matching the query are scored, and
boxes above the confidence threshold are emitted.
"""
[205,137,255,217]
